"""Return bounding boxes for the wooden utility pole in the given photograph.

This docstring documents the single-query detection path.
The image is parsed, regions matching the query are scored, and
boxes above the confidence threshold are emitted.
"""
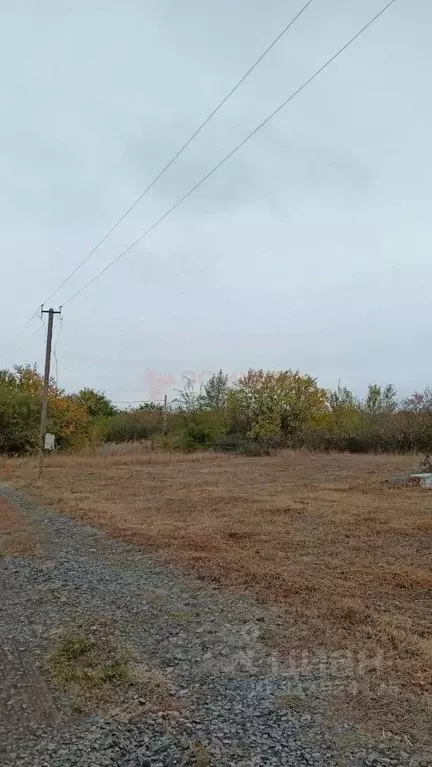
[38,307,61,479]
[163,394,168,436]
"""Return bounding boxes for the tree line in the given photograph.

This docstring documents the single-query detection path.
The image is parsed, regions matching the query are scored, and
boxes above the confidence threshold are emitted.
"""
[2,364,432,456]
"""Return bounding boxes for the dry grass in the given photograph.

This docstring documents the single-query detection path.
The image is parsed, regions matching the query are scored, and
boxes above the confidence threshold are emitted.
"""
[0,497,40,556]
[3,449,432,739]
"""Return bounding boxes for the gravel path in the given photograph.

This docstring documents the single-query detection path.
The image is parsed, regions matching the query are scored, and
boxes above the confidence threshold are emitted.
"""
[0,485,430,767]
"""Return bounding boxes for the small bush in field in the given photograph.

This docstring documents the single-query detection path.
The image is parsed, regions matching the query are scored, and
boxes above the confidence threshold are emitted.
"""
[179,411,227,452]
[105,411,162,443]
[213,434,274,456]
[213,434,246,453]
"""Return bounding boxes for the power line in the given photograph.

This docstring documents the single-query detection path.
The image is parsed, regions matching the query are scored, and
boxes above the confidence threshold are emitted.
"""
[14,325,45,356]
[0,312,39,360]
[62,0,398,307]
[39,0,316,305]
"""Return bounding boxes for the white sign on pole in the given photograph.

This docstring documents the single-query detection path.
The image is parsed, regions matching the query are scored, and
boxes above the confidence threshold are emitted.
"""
[44,433,55,451]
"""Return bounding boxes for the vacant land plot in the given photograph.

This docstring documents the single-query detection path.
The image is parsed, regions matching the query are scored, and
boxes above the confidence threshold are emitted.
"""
[3,450,431,738]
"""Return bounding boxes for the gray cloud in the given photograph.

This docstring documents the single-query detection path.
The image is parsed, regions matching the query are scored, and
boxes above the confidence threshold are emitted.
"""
[0,0,430,401]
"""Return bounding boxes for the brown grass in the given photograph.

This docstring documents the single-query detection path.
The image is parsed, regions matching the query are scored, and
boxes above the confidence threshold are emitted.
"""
[0,497,40,556]
[3,449,431,740]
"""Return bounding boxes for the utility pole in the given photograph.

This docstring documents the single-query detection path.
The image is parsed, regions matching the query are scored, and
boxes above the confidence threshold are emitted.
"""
[163,394,168,437]
[38,306,61,479]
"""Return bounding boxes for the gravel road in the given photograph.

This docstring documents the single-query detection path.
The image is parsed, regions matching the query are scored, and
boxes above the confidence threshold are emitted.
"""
[0,485,430,767]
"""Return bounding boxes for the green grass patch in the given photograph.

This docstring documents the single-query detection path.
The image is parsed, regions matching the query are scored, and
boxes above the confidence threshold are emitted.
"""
[48,621,132,703]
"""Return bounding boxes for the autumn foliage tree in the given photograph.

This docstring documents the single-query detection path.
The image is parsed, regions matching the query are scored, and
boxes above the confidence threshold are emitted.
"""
[227,369,327,442]
[0,365,94,454]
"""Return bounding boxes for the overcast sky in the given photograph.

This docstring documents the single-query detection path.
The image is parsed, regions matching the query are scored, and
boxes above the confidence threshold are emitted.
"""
[0,0,429,403]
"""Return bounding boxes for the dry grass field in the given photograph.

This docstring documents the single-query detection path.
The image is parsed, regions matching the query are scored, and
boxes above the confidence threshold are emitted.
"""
[2,449,431,738]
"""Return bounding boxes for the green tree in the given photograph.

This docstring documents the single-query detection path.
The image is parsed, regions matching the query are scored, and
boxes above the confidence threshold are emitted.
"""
[327,384,358,412]
[0,364,57,395]
[135,402,163,413]
[200,369,229,411]
[227,369,326,441]
[74,388,117,420]
[0,369,18,388]
[174,377,201,414]
[171,376,227,450]
[0,385,40,454]
[364,383,398,414]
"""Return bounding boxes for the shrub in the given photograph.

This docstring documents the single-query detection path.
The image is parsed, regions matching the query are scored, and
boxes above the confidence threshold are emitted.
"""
[73,388,117,419]
[0,388,40,454]
[104,411,162,443]
[302,410,432,455]
[48,396,95,451]
[213,434,276,456]
[177,411,227,452]
[213,434,247,453]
